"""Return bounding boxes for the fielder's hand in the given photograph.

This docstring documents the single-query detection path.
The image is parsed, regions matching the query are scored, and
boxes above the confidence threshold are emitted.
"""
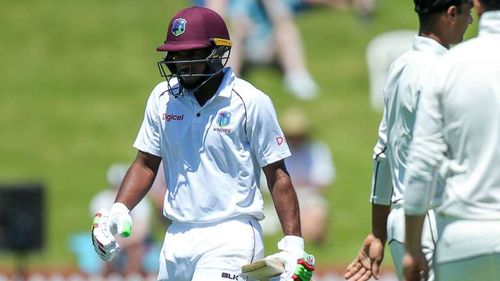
[402,251,429,281]
[344,233,385,280]
[265,236,315,281]
[91,202,133,261]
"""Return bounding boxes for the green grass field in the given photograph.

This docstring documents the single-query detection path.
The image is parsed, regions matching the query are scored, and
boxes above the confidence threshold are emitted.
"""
[0,0,479,271]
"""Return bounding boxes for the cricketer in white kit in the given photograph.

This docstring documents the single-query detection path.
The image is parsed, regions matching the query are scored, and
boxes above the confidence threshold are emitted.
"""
[404,2,500,280]
[91,6,315,281]
[345,1,473,280]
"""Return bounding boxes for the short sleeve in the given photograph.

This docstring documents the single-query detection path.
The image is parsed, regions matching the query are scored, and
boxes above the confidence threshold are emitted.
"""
[246,95,291,167]
[370,106,393,205]
[133,88,162,157]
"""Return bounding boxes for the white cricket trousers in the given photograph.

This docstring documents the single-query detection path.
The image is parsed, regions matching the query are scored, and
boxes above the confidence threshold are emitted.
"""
[387,206,437,281]
[157,215,264,281]
[434,218,500,281]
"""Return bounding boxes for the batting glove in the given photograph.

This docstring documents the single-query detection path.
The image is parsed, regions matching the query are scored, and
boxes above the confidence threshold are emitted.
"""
[91,202,133,261]
[265,236,315,281]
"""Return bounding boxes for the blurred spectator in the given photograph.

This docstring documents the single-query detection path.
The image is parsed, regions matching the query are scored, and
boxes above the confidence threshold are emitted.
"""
[88,164,154,276]
[351,0,376,20]
[261,108,335,244]
[366,30,415,111]
[293,0,376,18]
[194,0,320,100]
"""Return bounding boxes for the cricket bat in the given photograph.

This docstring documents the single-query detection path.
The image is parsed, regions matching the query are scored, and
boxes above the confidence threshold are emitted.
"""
[241,258,284,280]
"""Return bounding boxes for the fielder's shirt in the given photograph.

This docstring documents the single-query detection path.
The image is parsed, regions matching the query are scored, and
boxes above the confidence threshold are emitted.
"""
[404,11,500,262]
[134,67,291,223]
[370,36,447,207]
[405,11,500,218]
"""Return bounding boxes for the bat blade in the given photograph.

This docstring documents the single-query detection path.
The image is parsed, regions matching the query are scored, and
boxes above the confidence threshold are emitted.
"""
[241,258,284,280]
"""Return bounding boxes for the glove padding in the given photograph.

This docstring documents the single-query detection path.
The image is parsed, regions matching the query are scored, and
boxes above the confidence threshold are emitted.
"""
[266,236,315,281]
[91,203,133,261]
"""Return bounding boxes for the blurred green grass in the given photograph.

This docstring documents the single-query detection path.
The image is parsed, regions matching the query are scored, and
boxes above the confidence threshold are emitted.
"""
[0,0,479,271]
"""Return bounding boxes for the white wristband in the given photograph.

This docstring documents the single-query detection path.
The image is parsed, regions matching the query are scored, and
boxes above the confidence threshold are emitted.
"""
[278,235,304,253]
[110,202,130,214]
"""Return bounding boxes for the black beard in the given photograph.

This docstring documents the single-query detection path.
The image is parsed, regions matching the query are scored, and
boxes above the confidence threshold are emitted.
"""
[179,75,210,90]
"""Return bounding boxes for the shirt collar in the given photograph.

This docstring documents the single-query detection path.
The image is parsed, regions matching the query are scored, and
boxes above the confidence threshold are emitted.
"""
[215,67,236,98]
[412,35,448,56]
[479,11,500,36]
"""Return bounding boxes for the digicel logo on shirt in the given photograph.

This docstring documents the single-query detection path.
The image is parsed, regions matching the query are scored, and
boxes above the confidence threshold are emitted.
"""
[163,113,184,121]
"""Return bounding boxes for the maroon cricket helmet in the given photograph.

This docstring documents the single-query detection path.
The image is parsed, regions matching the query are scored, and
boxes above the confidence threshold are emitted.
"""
[157,6,231,52]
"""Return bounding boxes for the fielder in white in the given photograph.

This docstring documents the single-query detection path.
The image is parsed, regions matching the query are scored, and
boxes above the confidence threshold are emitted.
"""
[403,1,500,280]
[344,1,473,280]
[91,6,315,281]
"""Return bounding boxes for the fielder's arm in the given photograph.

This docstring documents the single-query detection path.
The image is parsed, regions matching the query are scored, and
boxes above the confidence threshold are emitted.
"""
[345,204,390,281]
[263,159,301,236]
[403,214,428,281]
[371,203,390,247]
[115,150,162,210]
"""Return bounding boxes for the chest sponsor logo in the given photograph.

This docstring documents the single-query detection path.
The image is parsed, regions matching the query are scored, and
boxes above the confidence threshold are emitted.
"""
[163,113,184,121]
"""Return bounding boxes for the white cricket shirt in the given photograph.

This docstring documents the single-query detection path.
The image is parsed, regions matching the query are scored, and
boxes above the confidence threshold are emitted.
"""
[134,67,291,223]
[371,36,448,206]
[405,11,500,219]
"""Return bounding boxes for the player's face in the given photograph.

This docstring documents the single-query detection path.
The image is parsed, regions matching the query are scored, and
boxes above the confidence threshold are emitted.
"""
[170,48,211,88]
[451,1,474,44]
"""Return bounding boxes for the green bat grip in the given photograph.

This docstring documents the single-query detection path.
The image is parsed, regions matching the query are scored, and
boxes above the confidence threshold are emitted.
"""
[120,221,132,238]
